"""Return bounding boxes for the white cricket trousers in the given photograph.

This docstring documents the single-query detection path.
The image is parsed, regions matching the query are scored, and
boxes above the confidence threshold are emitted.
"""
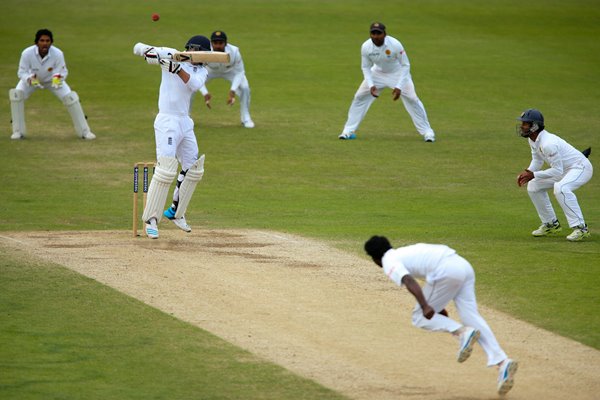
[527,160,593,228]
[154,113,199,171]
[411,254,508,367]
[342,70,434,137]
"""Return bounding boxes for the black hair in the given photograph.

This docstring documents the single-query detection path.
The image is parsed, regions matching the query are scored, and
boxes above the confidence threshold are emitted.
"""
[364,235,392,260]
[35,29,53,43]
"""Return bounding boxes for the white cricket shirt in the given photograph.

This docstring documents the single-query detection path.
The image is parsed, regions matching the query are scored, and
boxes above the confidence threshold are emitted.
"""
[381,244,456,286]
[18,45,68,83]
[203,43,245,91]
[361,35,410,89]
[527,130,590,180]
[158,61,207,116]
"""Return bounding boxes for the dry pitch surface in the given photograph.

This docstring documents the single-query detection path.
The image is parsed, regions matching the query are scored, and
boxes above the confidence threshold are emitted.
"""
[2,229,599,400]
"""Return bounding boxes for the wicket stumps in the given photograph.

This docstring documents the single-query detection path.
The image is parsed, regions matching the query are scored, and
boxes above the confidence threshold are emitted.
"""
[132,162,156,237]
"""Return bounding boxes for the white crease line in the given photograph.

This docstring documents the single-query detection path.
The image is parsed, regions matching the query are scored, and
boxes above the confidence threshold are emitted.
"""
[0,235,30,246]
[256,231,295,242]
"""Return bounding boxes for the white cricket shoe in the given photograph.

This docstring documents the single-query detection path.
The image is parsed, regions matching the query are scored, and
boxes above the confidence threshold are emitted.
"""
[532,220,562,236]
[424,133,436,142]
[171,216,192,232]
[566,225,590,241]
[11,132,24,140]
[82,131,96,140]
[457,327,480,363]
[242,120,255,128]
[338,132,357,140]
[145,219,159,239]
[497,359,518,395]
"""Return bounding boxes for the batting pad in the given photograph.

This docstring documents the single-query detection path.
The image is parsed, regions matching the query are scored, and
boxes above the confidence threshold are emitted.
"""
[174,154,205,219]
[62,91,92,138]
[142,156,178,223]
[9,89,26,137]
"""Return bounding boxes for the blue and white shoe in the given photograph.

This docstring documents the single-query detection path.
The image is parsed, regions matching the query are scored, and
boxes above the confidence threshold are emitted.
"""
[164,207,191,232]
[497,359,518,395]
[145,219,159,239]
[163,206,176,220]
[457,327,480,363]
[338,132,356,140]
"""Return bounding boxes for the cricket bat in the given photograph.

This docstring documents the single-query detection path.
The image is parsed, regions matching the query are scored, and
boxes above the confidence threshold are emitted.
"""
[171,51,230,63]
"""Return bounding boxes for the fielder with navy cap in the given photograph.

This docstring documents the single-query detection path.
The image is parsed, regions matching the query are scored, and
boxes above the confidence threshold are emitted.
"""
[339,22,436,142]
[199,30,254,128]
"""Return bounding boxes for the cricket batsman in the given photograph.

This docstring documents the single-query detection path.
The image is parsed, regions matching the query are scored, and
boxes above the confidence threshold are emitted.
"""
[133,36,211,239]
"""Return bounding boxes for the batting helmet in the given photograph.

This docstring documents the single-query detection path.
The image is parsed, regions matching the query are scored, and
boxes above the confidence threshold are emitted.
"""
[185,35,211,51]
[517,109,545,137]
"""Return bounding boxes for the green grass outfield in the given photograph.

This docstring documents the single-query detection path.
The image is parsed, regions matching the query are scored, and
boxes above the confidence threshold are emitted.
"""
[1,0,599,398]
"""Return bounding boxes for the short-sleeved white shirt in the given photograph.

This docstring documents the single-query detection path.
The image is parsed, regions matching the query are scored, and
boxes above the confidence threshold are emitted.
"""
[381,243,456,286]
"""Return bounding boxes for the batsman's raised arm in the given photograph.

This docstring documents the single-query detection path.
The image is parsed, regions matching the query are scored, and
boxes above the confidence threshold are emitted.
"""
[133,42,178,64]
[134,43,229,65]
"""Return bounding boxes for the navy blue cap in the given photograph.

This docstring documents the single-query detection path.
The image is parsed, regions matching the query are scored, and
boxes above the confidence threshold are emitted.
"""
[210,31,227,42]
[370,22,386,33]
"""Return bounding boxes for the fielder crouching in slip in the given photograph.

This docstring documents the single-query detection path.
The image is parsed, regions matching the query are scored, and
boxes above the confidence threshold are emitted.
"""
[364,236,518,396]
[133,36,211,239]
[9,29,95,140]
[515,108,593,241]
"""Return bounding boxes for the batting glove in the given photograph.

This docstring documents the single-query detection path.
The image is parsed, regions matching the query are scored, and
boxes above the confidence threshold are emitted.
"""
[144,49,160,65]
[159,58,182,74]
[28,74,43,88]
[51,74,63,89]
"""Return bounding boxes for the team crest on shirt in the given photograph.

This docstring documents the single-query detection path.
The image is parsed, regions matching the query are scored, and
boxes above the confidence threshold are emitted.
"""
[48,67,53,72]
[385,49,391,55]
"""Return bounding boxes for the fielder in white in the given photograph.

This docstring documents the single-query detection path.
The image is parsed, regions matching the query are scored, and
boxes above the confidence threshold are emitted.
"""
[364,236,518,396]
[133,36,211,239]
[198,30,254,128]
[516,108,593,241]
[9,29,95,140]
[339,22,435,142]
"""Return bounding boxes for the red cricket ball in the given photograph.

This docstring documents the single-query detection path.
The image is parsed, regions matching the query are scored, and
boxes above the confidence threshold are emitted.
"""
[151,13,160,22]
